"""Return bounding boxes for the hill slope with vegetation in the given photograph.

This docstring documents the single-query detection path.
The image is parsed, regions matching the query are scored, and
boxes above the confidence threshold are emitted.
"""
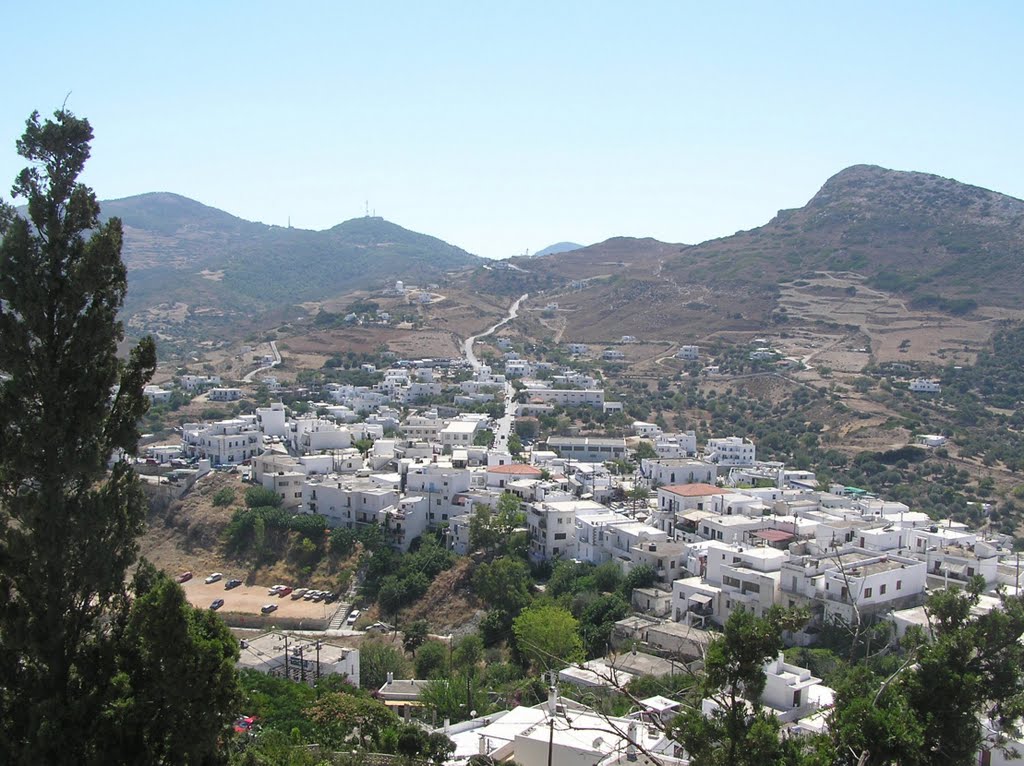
[99,192,483,323]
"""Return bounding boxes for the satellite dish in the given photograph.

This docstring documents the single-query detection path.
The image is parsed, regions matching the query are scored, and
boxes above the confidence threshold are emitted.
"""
[592,737,604,748]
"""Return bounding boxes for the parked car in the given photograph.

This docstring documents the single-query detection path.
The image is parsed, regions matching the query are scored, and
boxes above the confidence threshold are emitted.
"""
[277,586,293,597]
[324,592,339,604]
[268,584,285,595]
[225,579,243,590]
[176,571,192,583]
[260,603,278,615]
[346,609,360,625]
[205,572,223,584]
[290,588,308,600]
[209,599,225,611]
[311,591,326,602]
[302,590,317,601]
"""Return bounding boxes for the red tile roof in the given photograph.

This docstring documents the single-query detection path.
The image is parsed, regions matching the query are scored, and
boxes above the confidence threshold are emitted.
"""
[488,464,543,476]
[755,529,795,543]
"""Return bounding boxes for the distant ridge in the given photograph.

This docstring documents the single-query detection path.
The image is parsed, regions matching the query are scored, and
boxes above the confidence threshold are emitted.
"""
[96,192,483,320]
[533,241,584,257]
[656,163,1024,308]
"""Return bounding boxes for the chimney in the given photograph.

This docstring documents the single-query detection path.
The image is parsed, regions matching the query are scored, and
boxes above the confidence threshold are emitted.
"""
[443,718,450,733]
[626,722,638,761]
[386,671,393,685]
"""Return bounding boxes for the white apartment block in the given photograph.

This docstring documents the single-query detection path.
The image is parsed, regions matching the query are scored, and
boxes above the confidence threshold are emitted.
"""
[440,419,486,448]
[522,386,605,408]
[676,345,699,361]
[178,374,221,391]
[208,387,244,402]
[704,436,756,466]
[291,418,353,453]
[181,419,262,466]
[632,421,662,438]
[909,378,941,393]
[303,477,401,528]
[255,402,288,437]
[567,343,589,355]
[781,549,926,622]
[654,431,698,458]
[642,458,716,487]
[143,385,172,404]
[404,463,475,525]
[546,436,626,463]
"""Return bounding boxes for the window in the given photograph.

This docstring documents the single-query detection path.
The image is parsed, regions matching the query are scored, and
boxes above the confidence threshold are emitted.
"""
[880,583,887,595]
[896,580,902,591]
[554,533,566,540]
[864,587,873,598]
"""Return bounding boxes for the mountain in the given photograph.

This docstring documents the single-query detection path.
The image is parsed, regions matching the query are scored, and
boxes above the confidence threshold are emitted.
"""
[511,165,1024,340]
[661,164,1024,308]
[533,241,584,257]
[98,192,483,319]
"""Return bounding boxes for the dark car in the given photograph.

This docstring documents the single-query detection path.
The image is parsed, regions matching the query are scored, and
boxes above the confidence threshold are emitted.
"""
[260,603,278,615]
[324,592,339,604]
[224,578,242,590]
[209,599,225,611]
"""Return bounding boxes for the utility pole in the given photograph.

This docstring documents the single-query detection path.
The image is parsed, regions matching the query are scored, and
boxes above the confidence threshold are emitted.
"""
[316,641,322,686]
[299,644,306,684]
[283,633,290,681]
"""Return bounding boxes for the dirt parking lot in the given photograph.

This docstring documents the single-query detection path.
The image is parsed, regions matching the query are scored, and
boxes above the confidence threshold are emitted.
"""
[181,578,341,621]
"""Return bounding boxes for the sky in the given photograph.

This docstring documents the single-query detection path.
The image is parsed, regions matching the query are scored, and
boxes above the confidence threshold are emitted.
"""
[2,2,1023,259]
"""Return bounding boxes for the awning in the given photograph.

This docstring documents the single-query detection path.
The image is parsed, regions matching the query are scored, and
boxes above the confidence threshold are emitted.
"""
[688,593,713,606]
[755,529,794,543]
[943,563,967,577]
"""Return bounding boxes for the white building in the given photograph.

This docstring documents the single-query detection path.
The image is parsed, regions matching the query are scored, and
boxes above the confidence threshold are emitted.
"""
[255,402,288,437]
[631,421,662,438]
[143,385,172,404]
[546,436,627,463]
[181,419,262,465]
[567,343,589,355]
[653,431,698,458]
[909,378,941,393]
[522,386,605,408]
[704,436,756,466]
[178,373,221,391]
[642,458,716,488]
[208,387,244,402]
[238,633,359,687]
[676,345,699,361]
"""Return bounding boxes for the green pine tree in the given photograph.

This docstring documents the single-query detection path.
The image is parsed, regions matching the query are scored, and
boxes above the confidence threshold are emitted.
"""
[0,108,238,764]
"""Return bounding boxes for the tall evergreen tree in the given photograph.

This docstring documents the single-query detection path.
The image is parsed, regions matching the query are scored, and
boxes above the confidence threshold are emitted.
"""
[0,109,236,764]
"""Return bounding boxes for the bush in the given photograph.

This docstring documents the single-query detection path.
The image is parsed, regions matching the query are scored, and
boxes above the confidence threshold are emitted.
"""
[245,485,282,509]
[211,487,235,507]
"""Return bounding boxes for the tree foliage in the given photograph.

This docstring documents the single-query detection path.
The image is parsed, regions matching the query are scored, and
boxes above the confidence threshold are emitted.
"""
[0,108,228,764]
[512,604,584,672]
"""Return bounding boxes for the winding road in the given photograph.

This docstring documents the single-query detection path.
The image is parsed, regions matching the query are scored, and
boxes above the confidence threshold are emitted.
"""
[462,293,528,448]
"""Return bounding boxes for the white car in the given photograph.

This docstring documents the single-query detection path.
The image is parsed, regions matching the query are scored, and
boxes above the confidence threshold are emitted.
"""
[204,572,223,584]
[346,609,360,625]
[267,584,285,595]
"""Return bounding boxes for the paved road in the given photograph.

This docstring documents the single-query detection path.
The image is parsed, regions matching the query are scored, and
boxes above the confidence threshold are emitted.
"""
[461,293,527,449]
[243,340,281,383]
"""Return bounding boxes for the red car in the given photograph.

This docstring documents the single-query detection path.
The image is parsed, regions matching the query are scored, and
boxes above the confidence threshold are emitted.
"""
[233,715,257,733]
[176,571,193,583]
[277,586,293,597]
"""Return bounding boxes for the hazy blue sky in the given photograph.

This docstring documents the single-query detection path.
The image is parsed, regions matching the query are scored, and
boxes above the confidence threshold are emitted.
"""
[2,2,1022,258]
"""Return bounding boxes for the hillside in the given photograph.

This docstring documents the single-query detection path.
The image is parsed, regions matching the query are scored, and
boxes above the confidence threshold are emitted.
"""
[99,193,483,331]
[503,165,1024,343]
[667,164,1024,308]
